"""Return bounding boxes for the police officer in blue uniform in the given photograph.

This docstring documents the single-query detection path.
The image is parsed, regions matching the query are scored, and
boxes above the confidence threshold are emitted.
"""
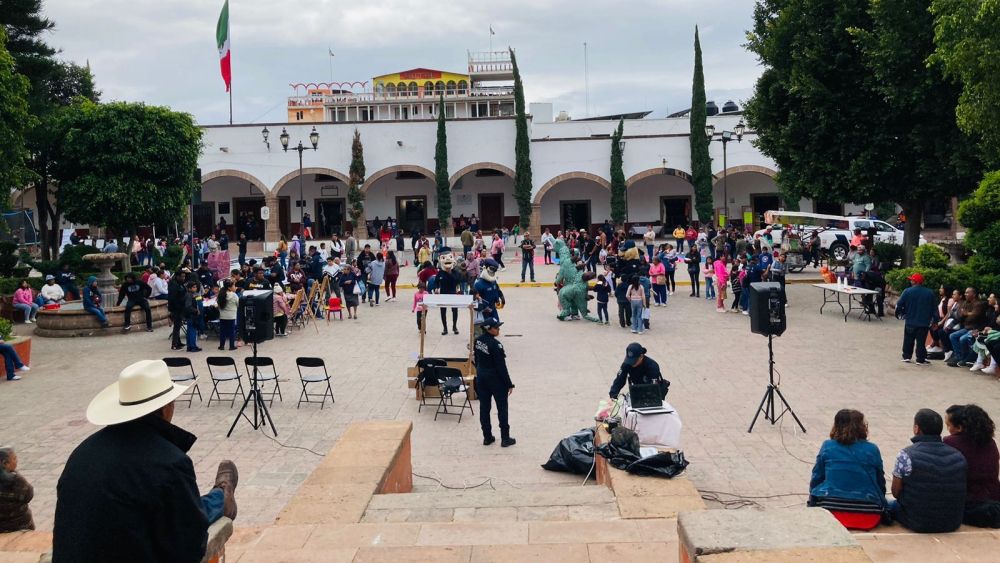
[474,318,516,447]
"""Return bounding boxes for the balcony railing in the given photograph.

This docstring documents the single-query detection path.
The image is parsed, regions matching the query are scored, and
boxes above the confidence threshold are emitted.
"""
[467,50,513,74]
[288,86,514,108]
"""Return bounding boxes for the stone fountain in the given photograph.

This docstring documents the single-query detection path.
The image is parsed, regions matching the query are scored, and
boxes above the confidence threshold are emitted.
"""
[83,252,127,310]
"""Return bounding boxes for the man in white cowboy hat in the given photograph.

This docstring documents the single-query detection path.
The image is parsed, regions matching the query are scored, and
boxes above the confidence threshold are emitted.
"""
[53,360,238,562]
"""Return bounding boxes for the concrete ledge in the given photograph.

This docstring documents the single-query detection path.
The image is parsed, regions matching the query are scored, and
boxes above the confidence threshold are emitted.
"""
[678,508,870,563]
[275,421,413,526]
[34,300,170,337]
[594,427,706,519]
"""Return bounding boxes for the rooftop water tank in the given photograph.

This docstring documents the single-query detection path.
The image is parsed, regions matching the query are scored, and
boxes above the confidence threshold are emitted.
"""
[722,100,739,113]
[706,101,719,116]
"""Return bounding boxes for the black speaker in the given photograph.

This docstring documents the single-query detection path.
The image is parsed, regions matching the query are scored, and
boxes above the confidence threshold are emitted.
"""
[749,282,786,337]
[239,290,274,343]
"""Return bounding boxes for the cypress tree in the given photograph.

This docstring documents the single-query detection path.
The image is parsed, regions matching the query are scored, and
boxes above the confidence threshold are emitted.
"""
[511,48,533,230]
[435,93,452,233]
[689,26,714,226]
[610,119,626,226]
[348,128,366,230]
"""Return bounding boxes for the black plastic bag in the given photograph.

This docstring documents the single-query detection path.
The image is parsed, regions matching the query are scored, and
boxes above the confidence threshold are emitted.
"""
[541,428,595,474]
[625,451,689,478]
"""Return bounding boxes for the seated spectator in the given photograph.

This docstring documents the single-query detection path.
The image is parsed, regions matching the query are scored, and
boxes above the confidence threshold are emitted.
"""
[39,275,65,305]
[0,447,34,532]
[53,360,238,561]
[890,408,967,532]
[82,276,110,328]
[57,264,79,301]
[809,409,886,529]
[11,280,38,324]
[0,339,28,381]
[149,269,169,300]
[948,287,988,368]
[970,294,999,375]
[945,405,1000,528]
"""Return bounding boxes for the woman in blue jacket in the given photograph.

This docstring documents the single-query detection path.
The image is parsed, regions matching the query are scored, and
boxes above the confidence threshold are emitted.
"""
[809,409,886,527]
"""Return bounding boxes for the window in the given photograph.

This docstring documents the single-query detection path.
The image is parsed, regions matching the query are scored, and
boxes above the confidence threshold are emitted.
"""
[386,83,396,97]
[423,81,433,97]
[360,107,372,121]
[445,103,455,118]
[875,221,896,232]
[446,80,456,95]
[435,81,445,94]
[457,80,468,94]
[398,82,408,97]
[409,82,418,97]
[375,82,384,97]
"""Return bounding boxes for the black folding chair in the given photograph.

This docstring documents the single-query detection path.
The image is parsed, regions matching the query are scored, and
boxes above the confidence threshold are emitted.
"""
[244,356,283,406]
[162,357,202,407]
[416,358,447,412]
[431,366,474,423]
[205,356,246,407]
[295,357,335,409]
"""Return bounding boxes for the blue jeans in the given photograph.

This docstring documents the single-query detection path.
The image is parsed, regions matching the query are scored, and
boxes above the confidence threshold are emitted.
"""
[84,304,107,324]
[279,252,287,270]
[201,488,225,524]
[639,276,651,304]
[646,244,654,260]
[597,302,608,322]
[186,318,199,350]
[739,288,750,311]
[631,302,644,333]
[366,283,380,304]
[705,277,716,299]
[13,303,38,321]
[0,343,25,379]
[652,284,667,305]
[219,319,236,349]
[950,329,975,362]
[521,256,535,281]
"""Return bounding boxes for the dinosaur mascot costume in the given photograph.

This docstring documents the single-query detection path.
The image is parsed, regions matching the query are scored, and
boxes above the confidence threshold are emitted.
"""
[553,239,599,322]
[434,247,463,335]
[473,258,504,326]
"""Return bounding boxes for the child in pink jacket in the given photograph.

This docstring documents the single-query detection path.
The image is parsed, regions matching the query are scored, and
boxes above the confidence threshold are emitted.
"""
[12,280,38,323]
[713,257,730,312]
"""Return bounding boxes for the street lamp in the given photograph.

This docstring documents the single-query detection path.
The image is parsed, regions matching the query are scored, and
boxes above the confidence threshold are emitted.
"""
[280,126,319,237]
[261,126,270,150]
[707,119,744,227]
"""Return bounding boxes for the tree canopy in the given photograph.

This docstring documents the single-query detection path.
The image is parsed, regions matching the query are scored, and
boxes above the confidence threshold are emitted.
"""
[745,0,979,264]
[511,47,533,230]
[435,94,452,232]
[52,101,202,239]
[0,29,32,204]
[610,119,626,226]
[689,27,713,226]
[348,128,366,228]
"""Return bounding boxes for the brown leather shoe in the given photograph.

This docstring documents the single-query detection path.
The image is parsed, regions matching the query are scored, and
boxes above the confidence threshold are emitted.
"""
[214,460,238,520]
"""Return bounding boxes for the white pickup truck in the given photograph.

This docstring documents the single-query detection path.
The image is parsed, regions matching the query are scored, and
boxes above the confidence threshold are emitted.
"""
[755,211,925,261]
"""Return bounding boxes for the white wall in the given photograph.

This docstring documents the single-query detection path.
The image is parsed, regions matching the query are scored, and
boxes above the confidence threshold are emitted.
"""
[451,174,517,218]
[364,176,437,220]
[539,178,611,226]
[627,175,697,223]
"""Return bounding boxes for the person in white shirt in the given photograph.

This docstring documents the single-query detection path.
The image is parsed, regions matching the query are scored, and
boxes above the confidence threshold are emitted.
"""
[40,275,66,304]
[149,270,169,300]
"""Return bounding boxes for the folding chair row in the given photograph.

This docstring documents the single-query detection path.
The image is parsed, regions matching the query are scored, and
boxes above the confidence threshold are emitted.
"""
[161,356,335,409]
[416,359,473,423]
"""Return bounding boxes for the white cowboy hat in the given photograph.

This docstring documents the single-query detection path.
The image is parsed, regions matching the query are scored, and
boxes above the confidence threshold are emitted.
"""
[86,360,189,426]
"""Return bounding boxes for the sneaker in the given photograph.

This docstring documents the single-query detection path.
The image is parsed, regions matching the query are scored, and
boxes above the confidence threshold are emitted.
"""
[915,361,932,366]
[927,346,943,353]
[17,365,28,372]
[7,375,21,381]
[983,364,998,375]
[741,310,749,316]
[214,460,239,520]
[944,351,954,361]
[501,437,516,448]
[483,436,496,446]
[970,361,985,372]
[146,328,154,333]
[24,319,32,324]
[631,329,637,334]
[901,358,912,363]
[122,326,131,332]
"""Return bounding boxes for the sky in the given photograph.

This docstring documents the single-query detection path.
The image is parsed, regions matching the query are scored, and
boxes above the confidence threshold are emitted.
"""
[39,0,763,126]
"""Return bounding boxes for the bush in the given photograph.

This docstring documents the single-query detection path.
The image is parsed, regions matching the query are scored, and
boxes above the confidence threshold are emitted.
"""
[914,244,950,269]
[874,242,904,272]
[885,266,1000,297]
[0,318,13,341]
[0,242,18,277]
[155,244,184,272]
[0,277,44,295]
[57,244,102,272]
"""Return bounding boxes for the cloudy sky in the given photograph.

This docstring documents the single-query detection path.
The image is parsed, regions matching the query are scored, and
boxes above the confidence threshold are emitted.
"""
[40,0,762,125]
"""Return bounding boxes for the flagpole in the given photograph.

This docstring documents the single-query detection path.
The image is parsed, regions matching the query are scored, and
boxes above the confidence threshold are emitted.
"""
[229,88,233,125]
[489,25,493,52]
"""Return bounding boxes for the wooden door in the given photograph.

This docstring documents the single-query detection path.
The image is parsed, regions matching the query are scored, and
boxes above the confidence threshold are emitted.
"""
[479,194,504,231]
[193,203,214,239]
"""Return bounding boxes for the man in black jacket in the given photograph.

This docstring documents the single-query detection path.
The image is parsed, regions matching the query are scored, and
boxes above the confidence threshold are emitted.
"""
[609,343,669,400]
[167,271,188,350]
[54,359,238,563]
[474,318,516,447]
[117,272,153,332]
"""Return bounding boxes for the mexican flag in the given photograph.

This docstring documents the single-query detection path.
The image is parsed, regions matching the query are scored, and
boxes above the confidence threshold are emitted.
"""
[216,0,231,91]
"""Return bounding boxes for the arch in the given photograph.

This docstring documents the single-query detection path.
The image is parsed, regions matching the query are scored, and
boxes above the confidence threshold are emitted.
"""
[272,167,350,194]
[712,165,777,183]
[457,80,468,94]
[362,165,436,193]
[446,80,456,95]
[397,82,407,97]
[533,172,611,205]
[625,167,694,188]
[423,81,433,97]
[201,169,269,194]
[448,162,515,187]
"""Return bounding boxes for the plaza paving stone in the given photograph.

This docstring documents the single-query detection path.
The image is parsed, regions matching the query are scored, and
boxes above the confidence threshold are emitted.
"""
[5,260,1000,540]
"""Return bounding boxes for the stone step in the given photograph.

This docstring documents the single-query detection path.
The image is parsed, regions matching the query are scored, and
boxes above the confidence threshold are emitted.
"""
[362,485,620,524]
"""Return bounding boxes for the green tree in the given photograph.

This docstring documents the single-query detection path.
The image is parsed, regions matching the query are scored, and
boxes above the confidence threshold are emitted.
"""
[609,119,626,226]
[930,0,1000,166]
[745,0,979,265]
[0,0,56,87]
[52,101,202,244]
[435,93,451,234]
[689,26,714,226]
[0,29,32,206]
[511,47,533,230]
[348,128,366,230]
[958,171,1000,272]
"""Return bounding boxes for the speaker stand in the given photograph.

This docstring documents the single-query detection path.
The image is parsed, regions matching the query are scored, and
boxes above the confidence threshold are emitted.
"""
[748,333,805,433]
[227,340,278,437]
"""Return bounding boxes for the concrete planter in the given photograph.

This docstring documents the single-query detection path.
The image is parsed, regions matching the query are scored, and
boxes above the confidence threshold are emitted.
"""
[34,300,170,337]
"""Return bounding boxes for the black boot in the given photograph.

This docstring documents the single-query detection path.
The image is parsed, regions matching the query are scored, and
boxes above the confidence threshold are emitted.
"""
[501,437,516,447]
[483,436,496,446]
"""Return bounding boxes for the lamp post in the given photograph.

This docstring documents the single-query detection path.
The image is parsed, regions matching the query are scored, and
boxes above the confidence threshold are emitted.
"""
[705,119,745,228]
[276,126,319,237]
